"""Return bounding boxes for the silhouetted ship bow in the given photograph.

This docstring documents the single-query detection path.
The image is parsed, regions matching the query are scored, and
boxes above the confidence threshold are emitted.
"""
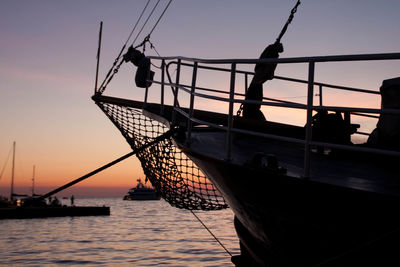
[92,3,400,264]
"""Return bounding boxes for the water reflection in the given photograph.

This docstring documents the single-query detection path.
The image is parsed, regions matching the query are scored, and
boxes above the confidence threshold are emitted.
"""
[0,197,239,266]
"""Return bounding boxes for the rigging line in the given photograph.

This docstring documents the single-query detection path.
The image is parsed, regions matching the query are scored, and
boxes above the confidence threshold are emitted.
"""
[151,62,162,69]
[276,95,307,99]
[150,44,161,56]
[147,0,173,37]
[190,210,233,257]
[153,47,160,56]
[131,0,161,47]
[123,0,152,47]
[274,93,321,99]
[0,146,13,181]
[145,39,161,56]
[98,0,170,94]
[16,147,26,185]
[142,0,170,55]
[166,65,180,107]
[275,0,301,44]
[134,0,172,53]
[97,0,151,93]
[38,128,175,200]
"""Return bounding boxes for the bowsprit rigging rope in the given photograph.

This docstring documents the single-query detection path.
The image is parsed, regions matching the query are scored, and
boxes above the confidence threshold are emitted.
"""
[133,0,172,54]
[124,0,152,48]
[131,0,162,48]
[38,129,175,200]
[95,100,228,210]
[275,0,301,44]
[98,0,173,95]
[146,0,173,39]
[97,0,151,94]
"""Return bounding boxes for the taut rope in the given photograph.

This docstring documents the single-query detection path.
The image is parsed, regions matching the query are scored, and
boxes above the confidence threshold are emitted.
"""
[38,129,175,200]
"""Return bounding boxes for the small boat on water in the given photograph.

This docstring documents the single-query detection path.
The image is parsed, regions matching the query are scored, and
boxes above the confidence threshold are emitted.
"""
[123,179,161,201]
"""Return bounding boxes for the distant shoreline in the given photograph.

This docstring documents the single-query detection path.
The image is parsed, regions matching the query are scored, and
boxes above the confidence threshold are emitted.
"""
[0,186,131,198]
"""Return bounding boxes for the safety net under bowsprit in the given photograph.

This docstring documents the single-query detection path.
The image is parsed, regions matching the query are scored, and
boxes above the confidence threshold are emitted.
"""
[95,99,228,210]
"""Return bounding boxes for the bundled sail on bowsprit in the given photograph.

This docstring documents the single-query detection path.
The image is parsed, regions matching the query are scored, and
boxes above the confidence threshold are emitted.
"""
[123,45,155,88]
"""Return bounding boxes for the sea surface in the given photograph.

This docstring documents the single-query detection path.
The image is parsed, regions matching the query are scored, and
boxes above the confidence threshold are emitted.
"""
[0,197,240,266]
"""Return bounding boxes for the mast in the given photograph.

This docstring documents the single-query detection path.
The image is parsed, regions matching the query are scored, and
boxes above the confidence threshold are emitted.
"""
[10,141,15,201]
[32,165,35,196]
[94,21,103,94]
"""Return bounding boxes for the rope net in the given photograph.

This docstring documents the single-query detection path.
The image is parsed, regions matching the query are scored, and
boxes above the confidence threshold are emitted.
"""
[96,100,228,210]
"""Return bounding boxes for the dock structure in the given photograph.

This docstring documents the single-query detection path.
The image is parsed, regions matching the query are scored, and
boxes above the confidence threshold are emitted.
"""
[0,206,110,219]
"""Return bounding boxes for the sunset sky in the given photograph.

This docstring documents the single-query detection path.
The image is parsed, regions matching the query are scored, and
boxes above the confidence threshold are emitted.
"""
[1,0,400,197]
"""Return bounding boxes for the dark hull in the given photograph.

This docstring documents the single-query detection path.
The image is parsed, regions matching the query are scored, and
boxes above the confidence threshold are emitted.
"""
[91,51,400,266]
[93,94,400,266]
[185,150,400,266]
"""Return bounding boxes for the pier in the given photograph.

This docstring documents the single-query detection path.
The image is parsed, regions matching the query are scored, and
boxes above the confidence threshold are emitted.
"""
[0,206,110,219]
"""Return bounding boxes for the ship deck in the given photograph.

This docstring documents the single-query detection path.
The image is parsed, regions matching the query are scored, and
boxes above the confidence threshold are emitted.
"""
[178,129,400,197]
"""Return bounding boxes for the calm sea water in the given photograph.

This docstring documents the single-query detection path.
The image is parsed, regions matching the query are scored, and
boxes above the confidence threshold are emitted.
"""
[0,197,239,266]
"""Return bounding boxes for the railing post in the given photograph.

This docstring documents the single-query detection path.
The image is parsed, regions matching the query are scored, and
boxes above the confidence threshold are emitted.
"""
[172,59,181,126]
[244,73,248,92]
[344,111,351,143]
[187,62,198,144]
[304,61,315,178]
[226,63,236,161]
[161,59,165,115]
[144,67,150,106]
[319,84,323,106]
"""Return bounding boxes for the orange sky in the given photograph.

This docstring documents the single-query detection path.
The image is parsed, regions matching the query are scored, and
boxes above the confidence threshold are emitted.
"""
[0,148,145,197]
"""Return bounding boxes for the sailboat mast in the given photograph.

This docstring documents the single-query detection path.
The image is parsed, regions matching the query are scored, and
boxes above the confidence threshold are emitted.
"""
[10,141,15,201]
[32,165,35,196]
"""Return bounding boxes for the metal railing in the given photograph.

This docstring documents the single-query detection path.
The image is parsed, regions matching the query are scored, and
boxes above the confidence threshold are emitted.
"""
[146,52,400,178]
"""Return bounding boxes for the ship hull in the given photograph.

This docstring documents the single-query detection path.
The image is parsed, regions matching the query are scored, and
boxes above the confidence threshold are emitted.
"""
[92,51,400,266]
[184,150,400,266]
[93,94,400,266]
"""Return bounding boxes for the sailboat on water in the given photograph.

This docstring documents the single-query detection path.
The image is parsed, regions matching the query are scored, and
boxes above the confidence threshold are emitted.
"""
[91,1,400,266]
[0,142,110,219]
[0,142,45,207]
[0,142,27,205]
[0,143,12,206]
